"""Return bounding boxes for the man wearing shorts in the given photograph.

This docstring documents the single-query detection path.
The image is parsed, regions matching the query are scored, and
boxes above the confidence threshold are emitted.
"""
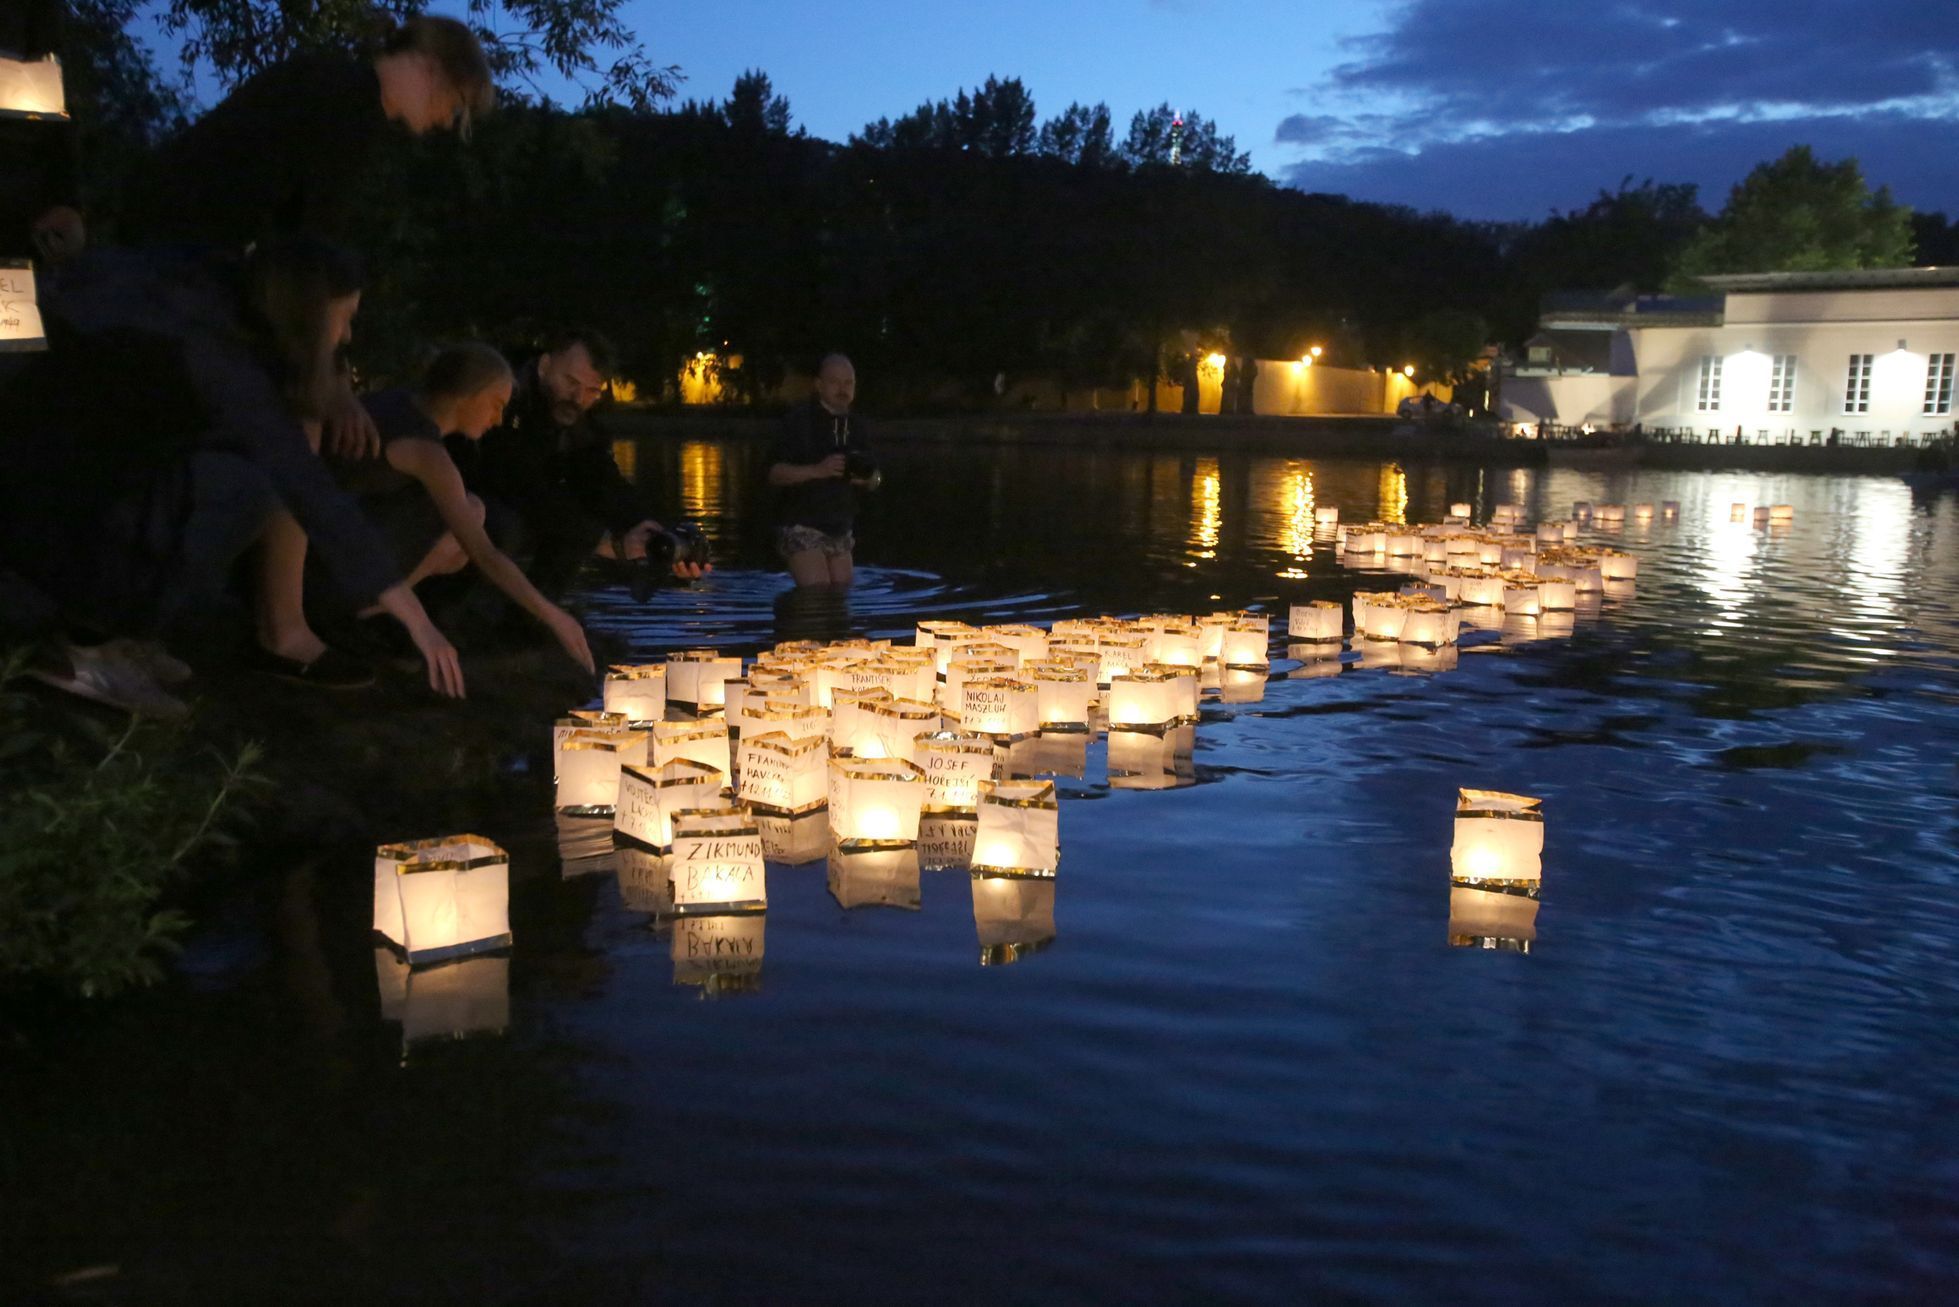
[767,354,879,587]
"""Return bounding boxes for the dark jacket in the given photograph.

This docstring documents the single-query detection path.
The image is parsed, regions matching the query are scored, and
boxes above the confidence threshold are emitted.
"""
[2,246,399,604]
[457,358,652,543]
[770,399,872,533]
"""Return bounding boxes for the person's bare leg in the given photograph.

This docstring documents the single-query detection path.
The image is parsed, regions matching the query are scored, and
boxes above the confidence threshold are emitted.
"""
[826,551,854,587]
[256,509,327,663]
[787,549,830,587]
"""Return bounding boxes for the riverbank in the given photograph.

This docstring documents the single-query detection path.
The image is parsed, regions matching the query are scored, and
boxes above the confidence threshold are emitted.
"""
[609,408,1920,475]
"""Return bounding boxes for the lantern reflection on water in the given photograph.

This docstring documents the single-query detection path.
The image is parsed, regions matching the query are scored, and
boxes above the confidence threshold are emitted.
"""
[1217,667,1267,704]
[554,811,617,875]
[918,815,979,871]
[827,846,922,910]
[375,949,509,1050]
[829,756,927,847]
[1000,730,1089,780]
[1286,643,1345,678]
[1450,789,1543,888]
[556,730,646,813]
[736,732,827,817]
[671,912,764,995]
[603,665,666,723]
[1107,724,1195,791]
[615,844,673,915]
[756,809,832,865]
[668,808,767,915]
[1448,884,1540,952]
[373,835,512,964]
[973,876,1058,965]
[972,780,1060,878]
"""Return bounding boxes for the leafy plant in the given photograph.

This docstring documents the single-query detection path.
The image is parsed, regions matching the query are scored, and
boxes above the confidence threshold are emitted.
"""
[0,656,264,998]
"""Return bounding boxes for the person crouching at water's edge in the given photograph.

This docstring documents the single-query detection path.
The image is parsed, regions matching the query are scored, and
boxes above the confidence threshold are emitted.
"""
[768,354,880,587]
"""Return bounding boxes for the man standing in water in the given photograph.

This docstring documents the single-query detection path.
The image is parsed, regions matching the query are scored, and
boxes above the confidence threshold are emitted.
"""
[767,354,880,587]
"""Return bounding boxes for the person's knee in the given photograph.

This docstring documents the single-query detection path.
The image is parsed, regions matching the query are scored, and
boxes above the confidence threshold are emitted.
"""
[429,532,469,575]
[464,493,486,527]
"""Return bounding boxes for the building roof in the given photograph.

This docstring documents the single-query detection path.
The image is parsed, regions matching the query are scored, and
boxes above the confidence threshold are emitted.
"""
[1699,266,1959,292]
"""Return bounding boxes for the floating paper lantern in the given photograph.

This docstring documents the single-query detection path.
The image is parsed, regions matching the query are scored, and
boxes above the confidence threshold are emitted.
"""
[1473,539,1506,567]
[1571,501,1592,520]
[1536,578,1577,611]
[1422,538,1451,565]
[1000,731,1090,780]
[1491,505,1521,525]
[1287,601,1343,643]
[983,624,1050,665]
[1386,532,1423,557]
[972,877,1057,966]
[915,732,999,813]
[617,759,726,849]
[879,649,941,702]
[1146,663,1201,721]
[651,719,732,787]
[826,846,922,910]
[1448,884,1539,951]
[828,756,927,847]
[1360,594,1409,641]
[1145,623,1203,667]
[918,815,978,872]
[735,732,828,816]
[1094,633,1149,685]
[615,844,673,915]
[941,637,1017,680]
[1218,617,1269,669]
[830,687,892,755]
[375,948,508,1050]
[866,697,943,761]
[1398,599,1459,647]
[671,912,764,994]
[1314,505,1340,526]
[958,677,1039,739]
[1535,522,1564,545]
[945,653,1017,705]
[745,700,830,746]
[1596,504,1625,524]
[1450,789,1544,887]
[1769,504,1794,522]
[915,619,978,661]
[1660,501,1679,521]
[1449,501,1472,520]
[1501,574,1542,616]
[1343,527,1387,553]
[556,729,646,813]
[1025,661,1095,730]
[1633,503,1654,523]
[1106,668,1186,730]
[755,809,832,865]
[373,834,512,964]
[552,710,627,779]
[972,780,1060,878]
[602,665,666,723]
[666,650,743,710]
[1597,550,1638,581]
[819,657,913,706]
[1457,572,1506,608]
[668,808,766,915]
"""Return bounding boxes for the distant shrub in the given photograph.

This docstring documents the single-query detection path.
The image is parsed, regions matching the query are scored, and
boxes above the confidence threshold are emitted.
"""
[0,655,263,998]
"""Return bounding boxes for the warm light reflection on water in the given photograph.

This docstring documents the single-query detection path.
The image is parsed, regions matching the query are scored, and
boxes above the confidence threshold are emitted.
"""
[677,440,728,522]
[1189,456,1221,561]
[1378,462,1408,524]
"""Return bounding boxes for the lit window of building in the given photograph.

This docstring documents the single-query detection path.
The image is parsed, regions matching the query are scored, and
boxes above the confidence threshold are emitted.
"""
[1767,354,1797,413]
[1925,353,1956,416]
[1844,354,1872,414]
[1695,355,1722,411]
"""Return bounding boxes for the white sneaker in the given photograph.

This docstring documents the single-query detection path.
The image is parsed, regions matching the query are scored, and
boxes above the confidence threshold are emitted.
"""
[28,641,190,721]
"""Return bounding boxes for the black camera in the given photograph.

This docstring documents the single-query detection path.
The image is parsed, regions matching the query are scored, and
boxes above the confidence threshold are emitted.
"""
[843,449,881,489]
[625,521,713,601]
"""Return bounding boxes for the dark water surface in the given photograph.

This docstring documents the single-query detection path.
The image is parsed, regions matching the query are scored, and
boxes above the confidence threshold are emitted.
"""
[9,439,1959,1304]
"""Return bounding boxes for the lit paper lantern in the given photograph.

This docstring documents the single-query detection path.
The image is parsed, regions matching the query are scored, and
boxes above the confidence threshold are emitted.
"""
[1000,730,1090,780]
[915,619,978,660]
[983,624,1050,664]
[1474,539,1506,566]
[915,732,999,813]
[1145,624,1203,667]
[1400,581,1446,604]
[1536,578,1577,611]
[960,677,1039,739]
[1660,501,1679,521]
[941,637,1016,679]
[1444,536,1479,562]
[373,834,512,964]
[1360,593,1408,642]
[819,657,912,707]
[1596,504,1625,524]
[826,846,922,910]
[1535,522,1565,544]
[617,759,726,849]
[918,815,978,872]
[1095,633,1149,685]
[736,732,828,816]
[880,648,941,702]
[1450,788,1544,887]
[1449,501,1472,520]
[651,719,732,788]
[1314,505,1339,526]
[1422,537,1451,564]
[745,700,830,746]
[1448,885,1539,951]
[1386,532,1423,557]
[828,756,927,847]
[602,665,666,723]
[375,949,508,1050]
[671,912,764,994]
[830,687,892,755]
[866,697,943,761]
[1491,505,1521,525]
[1026,661,1095,730]
[972,877,1056,965]
[1501,574,1542,616]
[1769,504,1794,522]
[1597,550,1638,581]
[615,844,673,915]
[1220,618,1269,668]
[1398,599,1458,647]
[1458,572,1505,607]
[945,653,1016,706]
[552,710,627,779]
[1287,601,1343,643]
[1146,663,1200,721]
[668,808,767,915]
[667,650,742,710]
[0,54,67,121]
[1571,501,1592,520]
[557,729,647,813]
[1633,503,1654,523]
[972,780,1060,878]
[756,809,831,865]
[1106,669,1185,730]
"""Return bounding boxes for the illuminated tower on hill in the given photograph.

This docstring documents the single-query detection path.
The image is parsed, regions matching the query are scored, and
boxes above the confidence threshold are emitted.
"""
[1169,111,1185,166]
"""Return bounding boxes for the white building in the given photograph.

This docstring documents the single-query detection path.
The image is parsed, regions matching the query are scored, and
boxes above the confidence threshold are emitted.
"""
[1501,268,1959,445]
